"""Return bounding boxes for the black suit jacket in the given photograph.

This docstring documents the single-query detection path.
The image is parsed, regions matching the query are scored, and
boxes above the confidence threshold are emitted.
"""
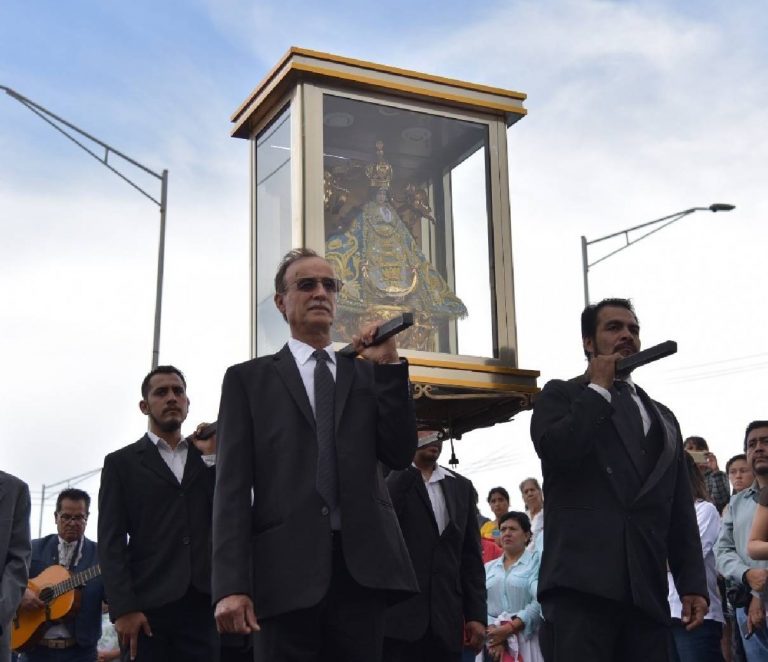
[384,466,486,652]
[98,436,215,620]
[211,345,419,619]
[530,375,708,624]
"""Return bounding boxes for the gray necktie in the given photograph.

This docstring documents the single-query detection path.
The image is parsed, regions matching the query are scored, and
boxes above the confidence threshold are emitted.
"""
[614,380,645,438]
[313,350,339,515]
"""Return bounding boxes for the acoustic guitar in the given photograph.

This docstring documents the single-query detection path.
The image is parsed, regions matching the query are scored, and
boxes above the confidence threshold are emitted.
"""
[11,563,101,651]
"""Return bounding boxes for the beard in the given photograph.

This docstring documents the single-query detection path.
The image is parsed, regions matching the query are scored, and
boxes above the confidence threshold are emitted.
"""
[149,412,183,433]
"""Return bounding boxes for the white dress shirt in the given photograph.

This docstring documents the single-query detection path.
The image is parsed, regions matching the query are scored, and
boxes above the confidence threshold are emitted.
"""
[416,463,455,535]
[148,430,188,483]
[287,337,337,413]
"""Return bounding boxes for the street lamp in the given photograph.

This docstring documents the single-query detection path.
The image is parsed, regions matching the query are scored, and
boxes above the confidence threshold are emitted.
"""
[1,85,168,369]
[581,203,735,307]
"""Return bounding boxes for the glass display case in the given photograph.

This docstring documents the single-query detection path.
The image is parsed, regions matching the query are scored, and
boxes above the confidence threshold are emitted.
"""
[233,48,539,436]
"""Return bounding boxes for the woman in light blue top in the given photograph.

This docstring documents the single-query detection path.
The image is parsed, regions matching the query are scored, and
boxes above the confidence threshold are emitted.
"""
[484,511,543,662]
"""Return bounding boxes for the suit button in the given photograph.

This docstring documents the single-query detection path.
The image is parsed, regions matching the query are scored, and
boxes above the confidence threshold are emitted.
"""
[606,466,613,474]
[182,536,190,545]
[321,506,329,516]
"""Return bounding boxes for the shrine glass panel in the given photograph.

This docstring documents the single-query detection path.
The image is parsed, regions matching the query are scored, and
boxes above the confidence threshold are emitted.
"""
[255,106,293,355]
[321,94,494,356]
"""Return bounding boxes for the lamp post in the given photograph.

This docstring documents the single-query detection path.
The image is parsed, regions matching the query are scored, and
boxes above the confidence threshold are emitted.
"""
[581,203,735,307]
[1,85,168,369]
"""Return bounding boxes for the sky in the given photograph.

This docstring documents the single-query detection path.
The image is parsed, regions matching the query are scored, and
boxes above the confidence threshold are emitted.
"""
[2,0,767,538]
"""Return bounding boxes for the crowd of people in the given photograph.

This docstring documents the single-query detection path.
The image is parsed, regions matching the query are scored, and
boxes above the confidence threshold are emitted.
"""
[1,252,768,662]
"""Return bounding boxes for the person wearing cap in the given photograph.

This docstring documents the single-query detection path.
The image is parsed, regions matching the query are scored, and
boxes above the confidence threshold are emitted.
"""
[383,430,486,661]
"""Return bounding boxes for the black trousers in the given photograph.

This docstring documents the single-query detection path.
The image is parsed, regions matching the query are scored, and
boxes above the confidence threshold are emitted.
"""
[383,632,461,662]
[120,587,218,662]
[253,533,386,662]
[540,589,673,662]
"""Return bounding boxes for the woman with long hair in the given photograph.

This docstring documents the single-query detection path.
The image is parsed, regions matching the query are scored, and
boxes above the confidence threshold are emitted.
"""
[668,453,724,662]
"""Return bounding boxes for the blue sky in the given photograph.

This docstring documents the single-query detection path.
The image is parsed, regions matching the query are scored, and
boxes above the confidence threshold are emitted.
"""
[2,0,767,534]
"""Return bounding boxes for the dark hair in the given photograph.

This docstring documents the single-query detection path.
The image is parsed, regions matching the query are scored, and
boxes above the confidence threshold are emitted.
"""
[498,510,532,534]
[519,477,541,493]
[580,298,637,358]
[141,365,186,399]
[744,421,768,452]
[487,487,510,503]
[726,454,748,473]
[274,248,320,294]
[683,452,710,502]
[684,436,709,451]
[56,488,91,514]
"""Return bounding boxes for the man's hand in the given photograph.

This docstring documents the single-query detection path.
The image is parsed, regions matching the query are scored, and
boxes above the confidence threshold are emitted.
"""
[746,568,768,593]
[464,620,485,653]
[115,611,152,660]
[192,422,217,455]
[680,595,708,631]
[352,321,399,364]
[748,595,766,633]
[215,594,260,634]
[19,587,44,611]
[586,352,623,390]
[706,452,720,472]
[97,651,121,662]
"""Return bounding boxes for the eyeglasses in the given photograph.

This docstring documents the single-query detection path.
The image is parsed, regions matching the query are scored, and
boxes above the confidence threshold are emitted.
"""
[57,514,87,523]
[286,277,343,293]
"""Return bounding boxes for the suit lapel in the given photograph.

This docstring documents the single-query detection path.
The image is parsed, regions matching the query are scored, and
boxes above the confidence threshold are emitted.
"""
[413,469,440,534]
[137,435,180,487]
[634,388,677,502]
[181,445,203,488]
[0,477,7,510]
[610,386,646,478]
[273,345,315,429]
[440,472,458,528]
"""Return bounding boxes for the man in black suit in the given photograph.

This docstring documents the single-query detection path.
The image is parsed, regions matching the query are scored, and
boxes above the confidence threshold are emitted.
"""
[98,366,217,661]
[212,247,418,662]
[383,431,486,662]
[530,298,708,662]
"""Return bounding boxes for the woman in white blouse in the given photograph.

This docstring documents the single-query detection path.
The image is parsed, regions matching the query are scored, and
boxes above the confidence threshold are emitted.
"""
[484,511,543,662]
[519,478,544,551]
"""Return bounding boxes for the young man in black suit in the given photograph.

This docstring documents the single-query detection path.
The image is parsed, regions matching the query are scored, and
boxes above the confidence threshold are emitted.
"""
[212,248,418,662]
[98,366,217,661]
[530,298,708,662]
[383,431,486,662]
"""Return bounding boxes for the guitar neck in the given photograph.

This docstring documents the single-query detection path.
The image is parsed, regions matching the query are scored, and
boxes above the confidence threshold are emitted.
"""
[52,564,101,599]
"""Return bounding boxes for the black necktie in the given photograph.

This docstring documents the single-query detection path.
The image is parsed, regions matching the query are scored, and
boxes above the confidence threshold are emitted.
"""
[313,350,339,516]
[614,380,645,437]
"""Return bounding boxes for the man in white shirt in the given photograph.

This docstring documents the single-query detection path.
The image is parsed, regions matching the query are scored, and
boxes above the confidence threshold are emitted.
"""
[98,366,217,661]
[383,431,486,662]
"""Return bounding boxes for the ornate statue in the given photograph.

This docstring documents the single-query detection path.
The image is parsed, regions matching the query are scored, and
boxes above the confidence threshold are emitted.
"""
[326,143,467,351]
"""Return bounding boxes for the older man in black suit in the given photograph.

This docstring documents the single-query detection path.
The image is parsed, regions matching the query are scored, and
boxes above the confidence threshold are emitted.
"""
[212,247,418,662]
[98,365,216,661]
[383,431,486,662]
[530,298,708,662]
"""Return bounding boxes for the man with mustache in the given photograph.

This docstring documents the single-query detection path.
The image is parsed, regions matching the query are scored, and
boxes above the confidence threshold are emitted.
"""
[98,366,217,661]
[212,247,418,662]
[530,298,708,662]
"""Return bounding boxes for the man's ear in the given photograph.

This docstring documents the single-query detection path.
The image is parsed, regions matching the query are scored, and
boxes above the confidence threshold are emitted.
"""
[583,336,594,359]
[274,292,285,315]
[139,400,149,415]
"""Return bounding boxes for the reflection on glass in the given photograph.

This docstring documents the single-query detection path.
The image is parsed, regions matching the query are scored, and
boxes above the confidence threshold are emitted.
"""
[322,95,494,356]
[256,107,292,355]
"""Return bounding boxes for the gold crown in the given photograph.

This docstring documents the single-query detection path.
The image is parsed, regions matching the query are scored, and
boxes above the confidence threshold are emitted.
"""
[366,140,393,189]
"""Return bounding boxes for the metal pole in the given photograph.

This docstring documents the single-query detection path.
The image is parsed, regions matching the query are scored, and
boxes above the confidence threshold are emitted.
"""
[38,484,46,537]
[152,169,168,369]
[581,235,590,308]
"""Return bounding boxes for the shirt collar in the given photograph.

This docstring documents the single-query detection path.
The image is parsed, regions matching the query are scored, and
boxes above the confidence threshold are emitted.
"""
[411,463,455,483]
[147,430,188,451]
[288,337,336,367]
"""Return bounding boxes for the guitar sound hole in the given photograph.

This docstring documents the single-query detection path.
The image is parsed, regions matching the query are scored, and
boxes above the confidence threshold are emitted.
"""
[38,588,54,603]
